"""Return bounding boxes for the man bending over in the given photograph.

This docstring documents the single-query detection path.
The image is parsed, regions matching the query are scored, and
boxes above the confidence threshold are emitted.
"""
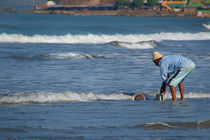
[153,52,195,101]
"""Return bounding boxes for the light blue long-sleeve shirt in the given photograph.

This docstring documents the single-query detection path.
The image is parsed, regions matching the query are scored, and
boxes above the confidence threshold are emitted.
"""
[158,55,195,83]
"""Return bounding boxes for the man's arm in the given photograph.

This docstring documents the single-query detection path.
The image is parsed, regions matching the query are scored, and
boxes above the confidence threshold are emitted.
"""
[160,82,166,95]
[160,62,169,83]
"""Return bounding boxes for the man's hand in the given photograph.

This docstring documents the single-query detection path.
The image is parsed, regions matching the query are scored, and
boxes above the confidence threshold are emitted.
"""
[160,82,166,95]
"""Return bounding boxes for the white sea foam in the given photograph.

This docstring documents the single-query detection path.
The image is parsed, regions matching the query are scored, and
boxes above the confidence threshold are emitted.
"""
[142,120,210,129]
[48,52,98,59]
[145,122,174,128]
[202,24,210,30]
[0,32,209,44]
[112,41,156,49]
[0,92,210,104]
[154,92,210,100]
[0,92,132,104]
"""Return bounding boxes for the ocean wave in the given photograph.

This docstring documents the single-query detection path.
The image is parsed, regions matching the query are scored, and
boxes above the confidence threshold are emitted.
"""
[47,52,102,59]
[0,32,210,44]
[162,92,210,99]
[0,92,131,104]
[202,24,210,30]
[136,122,175,130]
[5,53,102,61]
[112,41,157,49]
[0,92,210,105]
[135,120,210,130]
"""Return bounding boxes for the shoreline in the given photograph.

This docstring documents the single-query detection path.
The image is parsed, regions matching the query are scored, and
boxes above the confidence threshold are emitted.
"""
[1,9,209,18]
[29,9,209,18]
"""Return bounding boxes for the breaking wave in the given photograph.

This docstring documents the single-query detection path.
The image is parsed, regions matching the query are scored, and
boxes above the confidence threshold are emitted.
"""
[0,92,131,104]
[0,32,210,44]
[159,92,210,99]
[47,52,102,59]
[0,92,210,105]
[135,120,210,130]
[112,41,157,49]
[202,24,210,30]
[5,52,103,61]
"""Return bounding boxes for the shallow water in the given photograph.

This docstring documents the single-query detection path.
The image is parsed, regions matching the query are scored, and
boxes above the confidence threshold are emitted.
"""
[0,13,210,139]
[1,99,210,140]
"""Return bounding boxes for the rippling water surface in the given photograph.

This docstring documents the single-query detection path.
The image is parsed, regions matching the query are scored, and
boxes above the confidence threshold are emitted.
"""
[0,13,210,139]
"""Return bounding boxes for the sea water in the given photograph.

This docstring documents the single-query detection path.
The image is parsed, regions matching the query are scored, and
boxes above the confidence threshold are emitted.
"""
[0,13,210,140]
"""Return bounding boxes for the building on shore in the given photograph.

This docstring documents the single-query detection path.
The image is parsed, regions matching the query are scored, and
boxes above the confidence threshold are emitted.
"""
[34,0,210,17]
[36,0,118,10]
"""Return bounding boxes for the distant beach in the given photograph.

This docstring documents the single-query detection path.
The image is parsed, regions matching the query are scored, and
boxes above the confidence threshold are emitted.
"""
[30,9,200,17]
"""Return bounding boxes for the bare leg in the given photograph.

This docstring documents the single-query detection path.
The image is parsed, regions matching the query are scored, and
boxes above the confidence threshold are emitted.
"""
[178,82,184,100]
[170,86,176,101]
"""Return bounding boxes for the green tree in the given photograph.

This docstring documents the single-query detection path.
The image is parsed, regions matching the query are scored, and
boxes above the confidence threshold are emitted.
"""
[118,0,131,7]
[132,0,144,8]
[147,0,158,6]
